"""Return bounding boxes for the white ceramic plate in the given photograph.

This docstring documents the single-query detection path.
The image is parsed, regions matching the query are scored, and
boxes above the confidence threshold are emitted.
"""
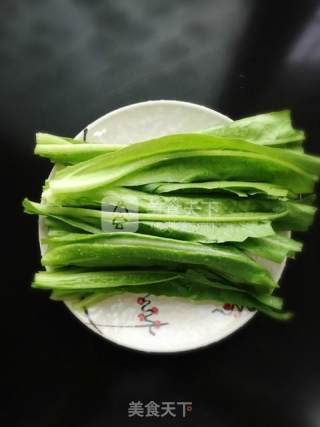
[40,100,287,353]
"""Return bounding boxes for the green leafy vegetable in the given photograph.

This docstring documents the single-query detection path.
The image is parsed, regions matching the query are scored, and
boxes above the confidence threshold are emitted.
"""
[41,210,275,244]
[24,198,287,224]
[202,110,305,148]
[69,281,291,320]
[24,109,320,321]
[40,231,277,293]
[43,133,318,203]
[35,111,305,164]
[24,197,279,243]
[35,144,123,164]
[139,181,291,198]
[33,269,182,290]
[236,234,302,263]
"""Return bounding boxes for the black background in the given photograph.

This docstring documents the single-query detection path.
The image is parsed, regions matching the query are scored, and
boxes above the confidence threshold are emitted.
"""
[2,1,320,426]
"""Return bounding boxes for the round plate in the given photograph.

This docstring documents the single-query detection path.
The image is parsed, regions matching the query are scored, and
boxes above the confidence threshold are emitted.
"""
[40,100,287,353]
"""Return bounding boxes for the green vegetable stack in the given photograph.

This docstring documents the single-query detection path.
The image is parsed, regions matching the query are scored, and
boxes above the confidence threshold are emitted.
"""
[24,111,320,319]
